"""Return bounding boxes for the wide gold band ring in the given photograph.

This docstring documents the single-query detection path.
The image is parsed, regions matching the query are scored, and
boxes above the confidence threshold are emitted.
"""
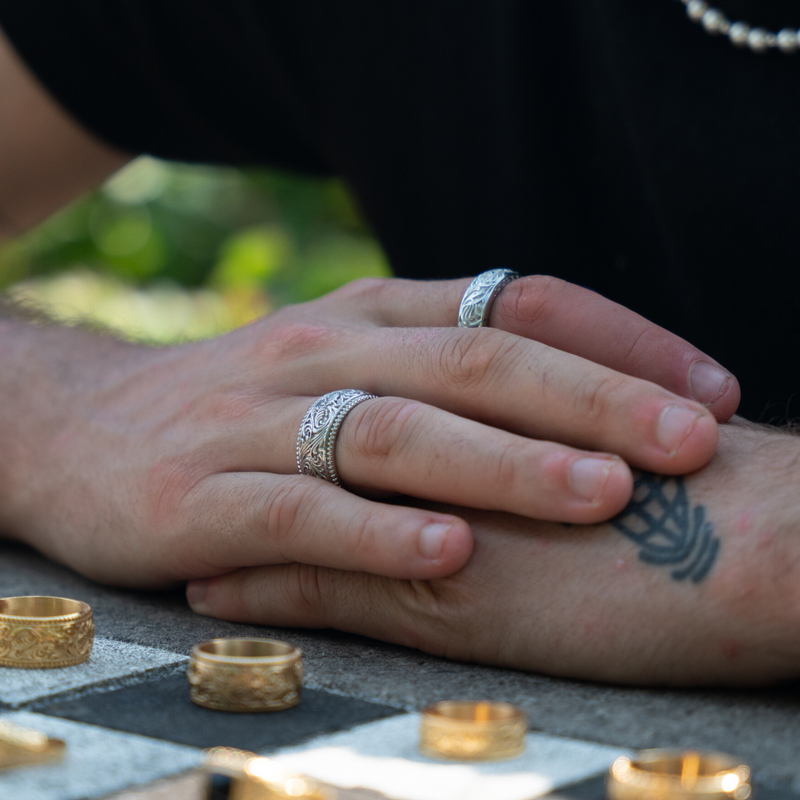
[419,700,527,761]
[0,720,66,771]
[607,750,752,800]
[0,596,94,668]
[187,638,303,712]
[205,748,330,800]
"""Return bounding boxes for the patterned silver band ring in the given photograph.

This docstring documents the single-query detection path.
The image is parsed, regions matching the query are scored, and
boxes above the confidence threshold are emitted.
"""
[296,390,378,486]
[457,269,520,328]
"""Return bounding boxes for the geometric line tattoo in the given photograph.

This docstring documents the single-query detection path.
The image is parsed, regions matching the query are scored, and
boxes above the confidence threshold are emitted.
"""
[611,473,720,583]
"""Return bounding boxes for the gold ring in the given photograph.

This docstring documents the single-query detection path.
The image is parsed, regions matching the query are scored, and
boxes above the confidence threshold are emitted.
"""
[187,638,303,712]
[419,700,527,761]
[204,747,331,799]
[0,596,94,668]
[607,750,752,800]
[0,720,66,771]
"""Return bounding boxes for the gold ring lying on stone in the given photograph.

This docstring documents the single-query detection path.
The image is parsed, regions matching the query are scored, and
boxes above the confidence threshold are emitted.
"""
[607,750,752,800]
[204,747,331,799]
[0,720,66,771]
[187,638,303,712]
[0,596,94,668]
[419,700,527,761]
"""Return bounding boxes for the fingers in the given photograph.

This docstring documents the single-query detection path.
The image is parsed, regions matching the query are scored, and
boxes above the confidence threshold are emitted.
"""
[320,275,739,420]
[186,563,409,641]
[227,394,632,523]
[176,473,472,579]
[333,397,633,523]
[488,276,739,421]
[289,325,719,475]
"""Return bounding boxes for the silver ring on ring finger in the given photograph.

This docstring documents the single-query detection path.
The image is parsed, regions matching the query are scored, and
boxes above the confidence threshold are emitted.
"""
[296,390,378,486]
[457,269,520,328]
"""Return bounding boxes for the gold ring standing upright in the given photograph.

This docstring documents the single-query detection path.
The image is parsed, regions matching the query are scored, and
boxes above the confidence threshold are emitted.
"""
[187,638,303,712]
[0,596,94,668]
[419,700,527,761]
[607,750,752,800]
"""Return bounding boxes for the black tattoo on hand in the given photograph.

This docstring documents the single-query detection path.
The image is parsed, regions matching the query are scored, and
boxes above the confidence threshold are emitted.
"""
[611,473,720,583]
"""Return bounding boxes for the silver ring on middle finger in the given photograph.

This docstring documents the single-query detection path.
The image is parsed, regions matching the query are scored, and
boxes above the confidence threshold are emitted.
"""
[457,269,520,328]
[296,390,378,486]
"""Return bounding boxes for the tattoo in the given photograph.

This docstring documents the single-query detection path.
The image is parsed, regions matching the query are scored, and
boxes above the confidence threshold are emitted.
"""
[611,473,720,583]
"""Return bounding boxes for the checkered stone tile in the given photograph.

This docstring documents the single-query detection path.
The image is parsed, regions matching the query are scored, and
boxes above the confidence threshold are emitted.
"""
[0,711,203,800]
[270,713,630,800]
[0,638,188,708]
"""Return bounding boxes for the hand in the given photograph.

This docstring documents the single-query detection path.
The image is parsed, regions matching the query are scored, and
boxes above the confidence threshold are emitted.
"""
[0,275,737,589]
[188,420,800,687]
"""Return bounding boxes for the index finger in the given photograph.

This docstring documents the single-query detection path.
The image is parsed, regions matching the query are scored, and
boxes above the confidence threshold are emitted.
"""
[343,275,739,421]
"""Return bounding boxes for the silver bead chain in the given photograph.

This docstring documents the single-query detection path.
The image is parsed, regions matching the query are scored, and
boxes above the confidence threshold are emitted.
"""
[680,0,800,53]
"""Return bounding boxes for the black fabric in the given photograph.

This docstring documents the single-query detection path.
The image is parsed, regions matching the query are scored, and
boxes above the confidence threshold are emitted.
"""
[1,1,799,421]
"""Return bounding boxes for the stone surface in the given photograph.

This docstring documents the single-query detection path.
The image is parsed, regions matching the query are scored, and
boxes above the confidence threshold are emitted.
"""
[36,674,402,751]
[0,638,187,708]
[271,714,629,800]
[0,711,202,800]
[4,541,800,792]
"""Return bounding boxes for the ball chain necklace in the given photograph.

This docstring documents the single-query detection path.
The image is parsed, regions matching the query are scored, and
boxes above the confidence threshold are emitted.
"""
[679,0,800,53]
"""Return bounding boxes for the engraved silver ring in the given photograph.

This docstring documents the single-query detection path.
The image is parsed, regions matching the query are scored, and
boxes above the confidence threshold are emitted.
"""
[457,269,520,328]
[296,390,378,486]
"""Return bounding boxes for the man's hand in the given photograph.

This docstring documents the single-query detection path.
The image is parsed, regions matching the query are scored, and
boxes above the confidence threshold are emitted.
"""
[0,276,735,589]
[187,421,800,687]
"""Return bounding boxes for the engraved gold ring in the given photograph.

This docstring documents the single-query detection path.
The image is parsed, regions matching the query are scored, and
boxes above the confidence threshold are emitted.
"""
[187,638,303,712]
[205,748,331,800]
[0,720,66,771]
[0,596,94,668]
[419,700,527,761]
[607,750,752,800]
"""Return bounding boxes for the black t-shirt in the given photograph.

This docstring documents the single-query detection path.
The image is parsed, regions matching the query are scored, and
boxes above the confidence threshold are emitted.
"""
[2,1,799,421]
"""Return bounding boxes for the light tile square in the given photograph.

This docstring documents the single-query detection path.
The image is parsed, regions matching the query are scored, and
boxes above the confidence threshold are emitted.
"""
[272,713,631,800]
[0,638,188,707]
[0,711,203,800]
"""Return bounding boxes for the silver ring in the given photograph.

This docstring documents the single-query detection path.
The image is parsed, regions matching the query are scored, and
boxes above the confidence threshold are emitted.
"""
[457,269,520,328]
[296,390,377,486]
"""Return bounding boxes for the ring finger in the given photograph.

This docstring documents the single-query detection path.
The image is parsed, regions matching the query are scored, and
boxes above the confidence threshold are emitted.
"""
[236,394,633,523]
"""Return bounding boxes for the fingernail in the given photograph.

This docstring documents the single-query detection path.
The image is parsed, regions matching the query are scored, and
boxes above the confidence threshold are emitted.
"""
[569,457,614,503]
[419,521,451,561]
[186,580,209,614]
[688,361,731,406]
[658,405,703,456]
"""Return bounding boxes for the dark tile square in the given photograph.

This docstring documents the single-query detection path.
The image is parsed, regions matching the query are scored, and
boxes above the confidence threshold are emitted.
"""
[33,673,402,751]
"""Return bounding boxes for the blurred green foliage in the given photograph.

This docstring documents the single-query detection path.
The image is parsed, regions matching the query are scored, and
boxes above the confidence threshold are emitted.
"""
[0,158,391,340]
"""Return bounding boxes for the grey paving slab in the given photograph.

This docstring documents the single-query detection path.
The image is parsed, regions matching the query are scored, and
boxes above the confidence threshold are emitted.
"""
[0,711,202,800]
[0,637,187,708]
[4,541,800,790]
[271,714,629,800]
[35,674,401,751]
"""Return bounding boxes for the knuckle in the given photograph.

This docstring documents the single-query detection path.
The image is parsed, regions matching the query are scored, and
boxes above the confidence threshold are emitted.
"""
[288,563,328,617]
[499,274,564,327]
[331,276,393,303]
[436,329,518,392]
[347,397,425,462]
[485,441,523,492]
[263,322,338,363]
[574,374,629,422]
[260,478,314,549]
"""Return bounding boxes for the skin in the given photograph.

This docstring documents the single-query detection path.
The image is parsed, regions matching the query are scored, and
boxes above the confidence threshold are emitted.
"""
[0,21,776,687]
[0,281,733,588]
[0,21,741,590]
[188,422,800,687]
